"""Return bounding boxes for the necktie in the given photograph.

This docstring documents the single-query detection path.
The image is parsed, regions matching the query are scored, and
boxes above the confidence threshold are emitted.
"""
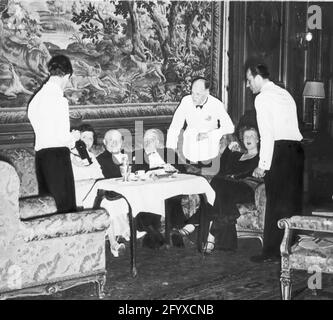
[196,97,208,109]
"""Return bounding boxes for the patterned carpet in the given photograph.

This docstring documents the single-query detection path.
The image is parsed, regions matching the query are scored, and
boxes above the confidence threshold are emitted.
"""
[16,238,333,300]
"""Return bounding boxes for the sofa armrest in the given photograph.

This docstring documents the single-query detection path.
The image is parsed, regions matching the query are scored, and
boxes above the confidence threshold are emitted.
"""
[19,196,57,220]
[278,216,333,256]
[278,216,333,233]
[20,208,110,242]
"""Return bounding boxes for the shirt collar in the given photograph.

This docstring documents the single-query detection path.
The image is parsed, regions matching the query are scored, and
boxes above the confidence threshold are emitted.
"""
[46,79,64,96]
[195,96,209,109]
[260,81,274,92]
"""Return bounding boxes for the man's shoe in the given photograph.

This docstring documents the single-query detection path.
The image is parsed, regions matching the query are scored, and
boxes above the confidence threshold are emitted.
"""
[250,254,280,263]
[171,232,185,248]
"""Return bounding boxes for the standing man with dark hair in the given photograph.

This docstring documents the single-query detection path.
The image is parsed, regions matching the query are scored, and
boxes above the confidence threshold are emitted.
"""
[166,77,234,173]
[28,54,78,213]
[246,63,304,262]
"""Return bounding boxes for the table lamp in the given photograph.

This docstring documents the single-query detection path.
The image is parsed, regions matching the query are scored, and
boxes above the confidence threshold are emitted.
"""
[303,81,325,132]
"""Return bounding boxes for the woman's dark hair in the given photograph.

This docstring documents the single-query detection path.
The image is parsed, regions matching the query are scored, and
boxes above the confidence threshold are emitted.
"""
[78,124,97,146]
[246,63,270,79]
[190,77,210,90]
[47,55,73,77]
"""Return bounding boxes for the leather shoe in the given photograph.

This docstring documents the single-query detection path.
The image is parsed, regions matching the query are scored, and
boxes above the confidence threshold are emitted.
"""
[250,254,280,263]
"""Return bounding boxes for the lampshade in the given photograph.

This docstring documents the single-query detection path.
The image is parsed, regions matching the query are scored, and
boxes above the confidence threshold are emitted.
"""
[303,81,325,99]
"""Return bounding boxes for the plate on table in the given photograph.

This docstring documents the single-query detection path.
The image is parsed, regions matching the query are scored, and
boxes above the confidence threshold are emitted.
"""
[155,171,177,178]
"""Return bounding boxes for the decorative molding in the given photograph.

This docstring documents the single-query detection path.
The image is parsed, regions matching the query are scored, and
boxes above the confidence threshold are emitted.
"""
[0,102,178,125]
[210,1,223,99]
[0,271,106,300]
[228,1,247,123]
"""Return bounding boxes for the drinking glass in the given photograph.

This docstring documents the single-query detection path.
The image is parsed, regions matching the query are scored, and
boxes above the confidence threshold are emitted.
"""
[120,164,132,182]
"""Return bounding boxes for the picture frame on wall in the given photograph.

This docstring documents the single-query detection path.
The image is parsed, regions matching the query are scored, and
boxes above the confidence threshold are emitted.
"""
[0,0,224,146]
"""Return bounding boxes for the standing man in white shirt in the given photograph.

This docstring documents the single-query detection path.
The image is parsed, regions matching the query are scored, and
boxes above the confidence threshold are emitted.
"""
[28,55,77,213]
[246,63,304,263]
[166,77,234,175]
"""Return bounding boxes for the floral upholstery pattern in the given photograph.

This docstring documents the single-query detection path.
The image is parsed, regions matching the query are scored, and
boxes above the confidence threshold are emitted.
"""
[288,241,333,273]
[278,216,333,299]
[237,203,263,231]
[20,209,110,242]
[0,161,20,248]
[0,148,38,197]
[0,232,106,293]
[280,215,333,232]
[237,182,266,232]
[19,196,57,220]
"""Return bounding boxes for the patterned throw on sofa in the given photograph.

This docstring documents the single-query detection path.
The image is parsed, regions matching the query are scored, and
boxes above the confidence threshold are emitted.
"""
[0,148,110,299]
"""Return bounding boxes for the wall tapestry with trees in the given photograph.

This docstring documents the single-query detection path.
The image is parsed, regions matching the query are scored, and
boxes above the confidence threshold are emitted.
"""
[0,0,212,108]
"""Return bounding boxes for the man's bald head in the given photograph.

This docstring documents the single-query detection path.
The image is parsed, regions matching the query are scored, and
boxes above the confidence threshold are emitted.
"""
[191,77,210,106]
[103,129,123,154]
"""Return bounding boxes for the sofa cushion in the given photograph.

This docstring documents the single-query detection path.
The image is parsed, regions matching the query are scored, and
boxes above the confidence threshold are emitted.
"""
[19,196,57,220]
[20,209,110,242]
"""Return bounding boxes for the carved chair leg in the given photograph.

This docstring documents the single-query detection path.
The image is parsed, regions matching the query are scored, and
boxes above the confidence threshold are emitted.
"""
[96,274,106,299]
[258,236,264,247]
[280,269,292,300]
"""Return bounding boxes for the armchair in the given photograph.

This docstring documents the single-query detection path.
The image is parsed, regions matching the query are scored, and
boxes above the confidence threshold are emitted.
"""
[184,174,266,245]
[0,160,111,300]
[278,215,333,300]
[236,181,266,245]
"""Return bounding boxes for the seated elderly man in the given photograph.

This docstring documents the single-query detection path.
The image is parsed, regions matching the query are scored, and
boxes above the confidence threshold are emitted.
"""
[96,129,161,249]
[97,129,128,178]
[132,129,208,249]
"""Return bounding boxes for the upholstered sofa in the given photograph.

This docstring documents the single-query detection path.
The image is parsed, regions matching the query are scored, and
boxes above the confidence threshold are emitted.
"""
[0,147,111,300]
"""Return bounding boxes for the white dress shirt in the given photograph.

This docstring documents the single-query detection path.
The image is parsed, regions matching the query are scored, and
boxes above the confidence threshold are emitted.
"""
[113,152,127,165]
[148,151,165,169]
[255,81,303,170]
[28,80,73,151]
[166,94,234,162]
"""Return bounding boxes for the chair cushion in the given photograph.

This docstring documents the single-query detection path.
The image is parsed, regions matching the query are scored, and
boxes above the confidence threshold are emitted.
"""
[236,203,264,231]
[289,236,333,273]
[20,209,110,242]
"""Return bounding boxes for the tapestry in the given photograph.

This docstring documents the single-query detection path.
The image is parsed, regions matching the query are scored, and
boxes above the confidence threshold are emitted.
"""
[0,0,212,108]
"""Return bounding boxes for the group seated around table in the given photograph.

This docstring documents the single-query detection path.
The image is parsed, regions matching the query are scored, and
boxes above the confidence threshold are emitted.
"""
[70,122,261,257]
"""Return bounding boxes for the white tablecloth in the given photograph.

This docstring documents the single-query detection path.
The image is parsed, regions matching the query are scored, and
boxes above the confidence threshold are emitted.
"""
[82,174,215,217]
